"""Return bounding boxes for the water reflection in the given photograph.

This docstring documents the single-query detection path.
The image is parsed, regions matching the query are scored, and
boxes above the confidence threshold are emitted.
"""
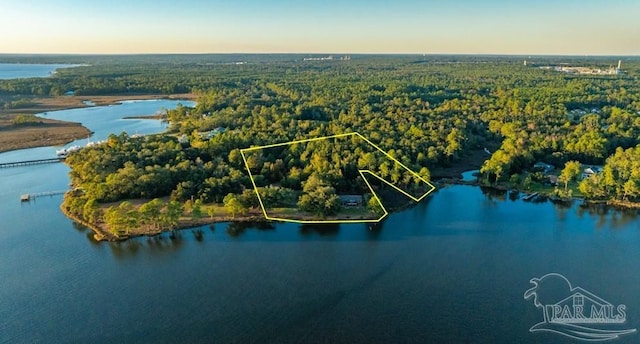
[168,230,182,241]
[578,203,640,230]
[85,232,101,245]
[609,208,640,229]
[107,236,187,259]
[299,223,341,236]
[508,189,520,202]
[192,229,204,242]
[71,221,88,233]
[479,186,507,203]
[578,203,610,229]
[226,221,275,238]
[531,194,548,204]
[367,220,385,233]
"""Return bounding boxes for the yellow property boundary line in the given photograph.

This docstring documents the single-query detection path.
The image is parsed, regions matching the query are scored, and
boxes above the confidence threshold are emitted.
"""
[240,132,436,224]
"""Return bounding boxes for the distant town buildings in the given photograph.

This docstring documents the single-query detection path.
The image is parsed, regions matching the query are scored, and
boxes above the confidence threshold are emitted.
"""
[303,55,350,61]
[531,60,622,76]
[304,55,334,61]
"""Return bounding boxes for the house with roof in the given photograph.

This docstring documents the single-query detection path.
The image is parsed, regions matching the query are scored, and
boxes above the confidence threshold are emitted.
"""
[581,166,603,180]
[201,127,227,140]
[178,134,189,145]
[339,195,364,207]
[533,162,554,174]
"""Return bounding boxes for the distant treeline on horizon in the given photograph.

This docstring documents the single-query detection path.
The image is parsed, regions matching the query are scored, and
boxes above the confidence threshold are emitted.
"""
[0,53,638,66]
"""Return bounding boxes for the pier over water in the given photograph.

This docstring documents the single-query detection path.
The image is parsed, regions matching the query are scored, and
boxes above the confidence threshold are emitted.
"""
[20,190,68,202]
[0,158,63,169]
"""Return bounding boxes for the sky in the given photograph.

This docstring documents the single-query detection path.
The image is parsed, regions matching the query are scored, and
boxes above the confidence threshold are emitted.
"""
[0,0,638,55]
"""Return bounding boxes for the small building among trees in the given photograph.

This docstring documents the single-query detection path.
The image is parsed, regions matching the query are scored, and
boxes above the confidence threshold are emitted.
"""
[339,195,364,207]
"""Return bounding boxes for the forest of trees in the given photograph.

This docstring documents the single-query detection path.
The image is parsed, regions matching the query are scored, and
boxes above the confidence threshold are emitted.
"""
[3,54,638,232]
[579,146,640,201]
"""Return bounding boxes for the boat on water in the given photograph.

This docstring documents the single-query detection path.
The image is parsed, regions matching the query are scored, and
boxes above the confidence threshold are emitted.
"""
[56,145,82,158]
[57,138,109,157]
[86,139,106,147]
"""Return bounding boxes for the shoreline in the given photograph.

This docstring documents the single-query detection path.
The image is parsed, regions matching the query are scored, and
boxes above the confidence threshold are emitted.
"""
[61,202,268,242]
[0,93,196,116]
[63,180,640,243]
[0,118,91,153]
[436,178,640,210]
[0,93,196,153]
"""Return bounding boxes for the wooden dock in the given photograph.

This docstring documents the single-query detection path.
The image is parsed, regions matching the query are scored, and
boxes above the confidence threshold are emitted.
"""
[20,190,68,202]
[0,158,63,169]
[523,192,539,201]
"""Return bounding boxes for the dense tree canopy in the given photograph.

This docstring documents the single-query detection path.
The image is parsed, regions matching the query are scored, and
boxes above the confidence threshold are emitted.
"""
[30,54,639,230]
[579,145,640,201]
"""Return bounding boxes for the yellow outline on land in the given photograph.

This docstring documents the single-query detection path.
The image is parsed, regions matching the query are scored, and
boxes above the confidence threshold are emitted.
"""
[240,132,436,224]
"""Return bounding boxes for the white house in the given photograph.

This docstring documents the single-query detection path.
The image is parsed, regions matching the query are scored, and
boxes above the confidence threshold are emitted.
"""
[581,166,603,180]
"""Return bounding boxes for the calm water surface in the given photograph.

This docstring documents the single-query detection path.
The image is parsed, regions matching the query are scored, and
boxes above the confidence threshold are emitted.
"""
[0,99,194,163]
[0,63,81,79]
[1,102,639,343]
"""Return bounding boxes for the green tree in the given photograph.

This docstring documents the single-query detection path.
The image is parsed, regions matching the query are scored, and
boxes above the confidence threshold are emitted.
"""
[444,128,463,157]
[228,149,243,168]
[623,179,640,200]
[579,174,605,199]
[82,198,101,225]
[522,174,532,190]
[138,198,164,229]
[104,201,137,236]
[358,152,377,170]
[297,189,341,217]
[367,195,384,215]
[223,193,247,218]
[297,173,341,217]
[481,150,510,184]
[558,161,581,191]
[191,199,203,220]
[240,188,260,208]
[164,201,184,228]
[509,174,520,187]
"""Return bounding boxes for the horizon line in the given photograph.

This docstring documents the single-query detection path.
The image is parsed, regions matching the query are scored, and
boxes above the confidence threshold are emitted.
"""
[0,52,638,57]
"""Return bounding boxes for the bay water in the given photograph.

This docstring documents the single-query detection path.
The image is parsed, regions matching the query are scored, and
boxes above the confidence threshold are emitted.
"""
[0,100,639,343]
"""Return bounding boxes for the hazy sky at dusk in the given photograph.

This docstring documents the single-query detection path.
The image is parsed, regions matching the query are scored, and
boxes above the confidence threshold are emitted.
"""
[1,0,638,54]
